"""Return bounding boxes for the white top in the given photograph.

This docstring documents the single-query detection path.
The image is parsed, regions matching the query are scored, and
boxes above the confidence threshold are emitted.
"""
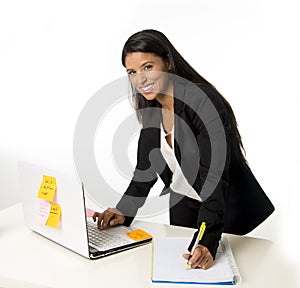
[160,125,202,202]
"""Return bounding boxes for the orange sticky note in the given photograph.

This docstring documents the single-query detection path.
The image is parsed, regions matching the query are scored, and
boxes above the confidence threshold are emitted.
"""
[45,202,61,228]
[37,175,57,201]
[126,229,152,241]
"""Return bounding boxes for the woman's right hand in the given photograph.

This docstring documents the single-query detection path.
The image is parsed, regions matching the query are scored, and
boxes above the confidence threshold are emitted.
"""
[92,208,125,230]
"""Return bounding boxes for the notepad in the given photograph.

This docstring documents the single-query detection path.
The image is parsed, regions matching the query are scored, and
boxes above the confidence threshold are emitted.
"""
[152,237,241,285]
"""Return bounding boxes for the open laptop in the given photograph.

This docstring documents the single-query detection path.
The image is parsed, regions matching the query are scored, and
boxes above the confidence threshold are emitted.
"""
[18,161,152,259]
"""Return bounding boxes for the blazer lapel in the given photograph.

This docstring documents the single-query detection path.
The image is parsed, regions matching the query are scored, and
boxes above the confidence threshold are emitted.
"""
[173,79,186,165]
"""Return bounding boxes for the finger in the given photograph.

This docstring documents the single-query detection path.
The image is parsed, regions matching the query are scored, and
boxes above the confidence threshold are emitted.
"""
[93,209,114,228]
[201,257,213,270]
[182,253,190,260]
[96,212,106,229]
[196,253,213,270]
[192,246,213,269]
[94,208,125,229]
[198,253,211,267]
[100,210,119,229]
[109,215,124,226]
[188,249,203,267]
[99,210,114,229]
[189,246,209,268]
[107,208,125,226]
[92,211,100,222]
[190,255,205,269]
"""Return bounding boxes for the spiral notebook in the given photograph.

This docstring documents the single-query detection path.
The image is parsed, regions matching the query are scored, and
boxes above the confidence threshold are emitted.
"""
[151,237,241,285]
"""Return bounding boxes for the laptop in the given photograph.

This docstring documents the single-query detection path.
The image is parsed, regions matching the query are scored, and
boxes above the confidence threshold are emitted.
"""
[18,161,152,259]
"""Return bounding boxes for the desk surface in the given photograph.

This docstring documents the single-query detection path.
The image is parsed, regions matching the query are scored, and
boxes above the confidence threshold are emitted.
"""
[0,203,297,288]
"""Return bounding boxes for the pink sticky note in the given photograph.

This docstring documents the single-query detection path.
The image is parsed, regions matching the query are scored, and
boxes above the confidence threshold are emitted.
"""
[37,199,51,225]
[86,208,95,218]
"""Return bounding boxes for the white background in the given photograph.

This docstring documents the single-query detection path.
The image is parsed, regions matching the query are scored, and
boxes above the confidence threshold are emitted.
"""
[1,0,299,279]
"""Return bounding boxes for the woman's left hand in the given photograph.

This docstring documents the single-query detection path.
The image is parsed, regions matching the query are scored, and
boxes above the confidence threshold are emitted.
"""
[182,244,213,270]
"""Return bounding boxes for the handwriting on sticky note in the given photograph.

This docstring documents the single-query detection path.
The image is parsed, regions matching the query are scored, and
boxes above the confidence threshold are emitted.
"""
[43,175,56,186]
[45,202,61,228]
[37,199,51,225]
[126,229,152,241]
[37,175,57,201]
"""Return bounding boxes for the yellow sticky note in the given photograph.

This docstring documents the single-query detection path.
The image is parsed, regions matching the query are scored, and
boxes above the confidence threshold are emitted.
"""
[126,229,152,241]
[43,175,56,186]
[37,175,57,201]
[45,202,61,228]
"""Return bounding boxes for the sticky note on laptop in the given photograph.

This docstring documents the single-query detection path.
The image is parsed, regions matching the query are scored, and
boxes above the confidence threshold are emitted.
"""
[37,175,57,201]
[86,208,95,218]
[37,199,51,225]
[45,202,61,228]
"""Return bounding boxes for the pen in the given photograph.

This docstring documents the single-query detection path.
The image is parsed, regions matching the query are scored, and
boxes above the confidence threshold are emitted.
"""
[186,221,206,270]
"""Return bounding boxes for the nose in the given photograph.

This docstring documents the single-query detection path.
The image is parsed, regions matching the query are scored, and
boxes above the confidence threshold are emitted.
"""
[135,71,147,87]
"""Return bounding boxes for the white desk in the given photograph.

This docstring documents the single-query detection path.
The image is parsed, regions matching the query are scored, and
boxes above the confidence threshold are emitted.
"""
[0,203,297,288]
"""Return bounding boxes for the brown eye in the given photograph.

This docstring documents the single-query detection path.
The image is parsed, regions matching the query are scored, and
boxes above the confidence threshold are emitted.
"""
[144,65,153,71]
[128,70,136,76]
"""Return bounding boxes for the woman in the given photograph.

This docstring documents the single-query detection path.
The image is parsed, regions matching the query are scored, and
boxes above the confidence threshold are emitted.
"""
[93,29,274,269]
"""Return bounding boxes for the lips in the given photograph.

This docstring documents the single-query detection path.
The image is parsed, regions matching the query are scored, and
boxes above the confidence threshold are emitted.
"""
[140,83,154,93]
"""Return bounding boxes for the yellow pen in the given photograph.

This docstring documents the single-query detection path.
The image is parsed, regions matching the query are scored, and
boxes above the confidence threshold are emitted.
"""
[186,221,206,270]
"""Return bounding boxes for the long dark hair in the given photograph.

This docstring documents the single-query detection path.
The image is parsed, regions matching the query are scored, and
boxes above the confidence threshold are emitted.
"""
[121,29,247,164]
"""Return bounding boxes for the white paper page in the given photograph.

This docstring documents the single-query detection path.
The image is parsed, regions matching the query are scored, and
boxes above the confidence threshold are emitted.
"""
[152,237,240,285]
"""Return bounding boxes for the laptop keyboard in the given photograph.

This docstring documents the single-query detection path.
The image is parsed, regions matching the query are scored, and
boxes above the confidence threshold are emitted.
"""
[87,222,130,250]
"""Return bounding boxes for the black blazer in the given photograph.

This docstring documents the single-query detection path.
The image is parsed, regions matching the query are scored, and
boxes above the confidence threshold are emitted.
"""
[116,77,274,257]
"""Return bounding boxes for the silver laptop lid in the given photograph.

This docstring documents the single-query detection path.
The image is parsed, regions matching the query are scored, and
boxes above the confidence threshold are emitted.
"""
[18,161,90,258]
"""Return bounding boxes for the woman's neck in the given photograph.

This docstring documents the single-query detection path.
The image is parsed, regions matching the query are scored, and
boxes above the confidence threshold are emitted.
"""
[156,82,174,112]
[157,94,174,111]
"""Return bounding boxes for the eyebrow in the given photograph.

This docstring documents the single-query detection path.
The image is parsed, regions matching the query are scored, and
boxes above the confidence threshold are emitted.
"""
[126,61,155,72]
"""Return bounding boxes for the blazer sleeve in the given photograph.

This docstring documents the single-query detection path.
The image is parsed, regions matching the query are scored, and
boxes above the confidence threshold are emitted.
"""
[116,128,158,226]
[187,86,232,258]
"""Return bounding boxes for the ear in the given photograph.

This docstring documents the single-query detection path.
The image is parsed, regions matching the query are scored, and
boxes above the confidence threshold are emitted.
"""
[166,55,172,71]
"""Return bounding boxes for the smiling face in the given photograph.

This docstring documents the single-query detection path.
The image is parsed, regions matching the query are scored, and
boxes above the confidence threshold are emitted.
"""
[125,52,173,102]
